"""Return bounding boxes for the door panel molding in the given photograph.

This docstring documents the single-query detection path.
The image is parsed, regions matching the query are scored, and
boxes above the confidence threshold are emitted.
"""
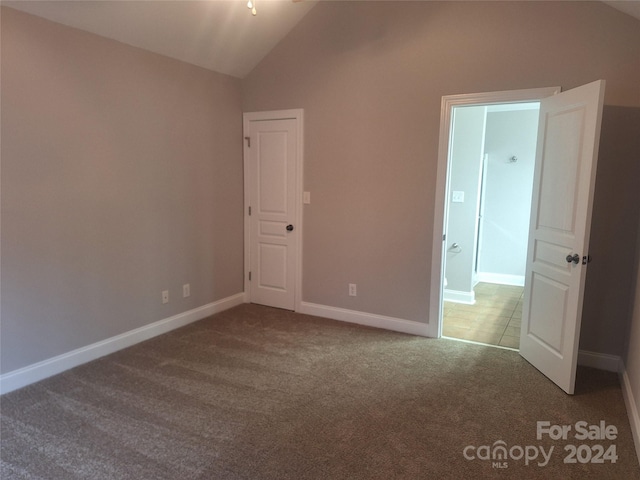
[520,80,605,394]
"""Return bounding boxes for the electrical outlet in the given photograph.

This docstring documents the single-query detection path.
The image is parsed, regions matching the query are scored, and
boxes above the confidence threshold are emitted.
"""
[183,283,190,298]
[162,290,169,304]
[349,283,357,297]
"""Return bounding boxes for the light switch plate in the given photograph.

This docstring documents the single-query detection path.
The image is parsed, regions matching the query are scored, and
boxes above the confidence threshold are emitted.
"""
[452,191,465,203]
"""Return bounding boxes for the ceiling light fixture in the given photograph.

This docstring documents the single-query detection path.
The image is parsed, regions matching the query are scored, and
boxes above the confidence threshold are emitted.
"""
[247,0,257,16]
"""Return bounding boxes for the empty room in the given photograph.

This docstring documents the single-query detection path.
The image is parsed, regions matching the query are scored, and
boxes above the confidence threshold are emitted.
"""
[2,1,640,478]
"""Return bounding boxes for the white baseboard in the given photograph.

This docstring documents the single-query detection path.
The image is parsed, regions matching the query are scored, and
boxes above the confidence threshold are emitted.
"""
[577,350,621,372]
[475,272,525,287]
[0,293,244,395]
[299,303,623,375]
[443,289,475,305]
[299,302,430,337]
[619,363,640,465]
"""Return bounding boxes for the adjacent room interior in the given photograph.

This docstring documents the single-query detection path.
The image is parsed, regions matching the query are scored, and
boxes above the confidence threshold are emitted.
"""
[442,102,539,348]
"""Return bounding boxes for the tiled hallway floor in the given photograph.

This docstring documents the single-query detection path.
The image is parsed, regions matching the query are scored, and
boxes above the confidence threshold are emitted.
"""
[443,282,523,349]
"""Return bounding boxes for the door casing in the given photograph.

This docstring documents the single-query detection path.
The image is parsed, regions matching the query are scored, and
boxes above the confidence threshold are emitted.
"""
[243,109,304,311]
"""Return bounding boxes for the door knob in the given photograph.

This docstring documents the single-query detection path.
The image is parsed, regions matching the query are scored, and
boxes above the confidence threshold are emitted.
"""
[566,253,580,264]
[286,224,294,232]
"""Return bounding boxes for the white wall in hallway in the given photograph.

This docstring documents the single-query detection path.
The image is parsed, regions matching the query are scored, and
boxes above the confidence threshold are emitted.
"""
[477,108,539,285]
[444,105,486,300]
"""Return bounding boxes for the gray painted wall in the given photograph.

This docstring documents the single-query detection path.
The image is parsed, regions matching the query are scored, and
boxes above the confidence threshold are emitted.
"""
[1,8,244,374]
[625,191,640,442]
[242,0,640,356]
[584,105,640,354]
[2,2,640,385]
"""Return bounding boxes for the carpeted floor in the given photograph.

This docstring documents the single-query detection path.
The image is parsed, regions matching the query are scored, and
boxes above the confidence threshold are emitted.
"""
[1,304,639,479]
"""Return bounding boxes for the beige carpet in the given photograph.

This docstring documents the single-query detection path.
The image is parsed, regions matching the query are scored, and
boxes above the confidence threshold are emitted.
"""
[1,304,638,479]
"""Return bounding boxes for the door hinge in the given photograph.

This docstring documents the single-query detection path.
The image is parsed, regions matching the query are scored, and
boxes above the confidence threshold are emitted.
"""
[248,206,251,216]
[582,255,592,265]
[244,136,251,147]
[249,271,252,281]
[443,234,446,241]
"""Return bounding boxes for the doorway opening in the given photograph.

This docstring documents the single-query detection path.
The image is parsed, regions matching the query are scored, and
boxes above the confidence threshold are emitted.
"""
[430,82,606,394]
[442,102,540,349]
[427,86,561,344]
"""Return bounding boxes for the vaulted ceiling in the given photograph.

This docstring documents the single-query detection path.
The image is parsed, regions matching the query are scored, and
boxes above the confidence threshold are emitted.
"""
[2,1,638,79]
[2,0,319,78]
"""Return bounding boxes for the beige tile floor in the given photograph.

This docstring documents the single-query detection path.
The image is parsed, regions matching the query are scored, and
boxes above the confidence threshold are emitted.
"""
[443,282,523,349]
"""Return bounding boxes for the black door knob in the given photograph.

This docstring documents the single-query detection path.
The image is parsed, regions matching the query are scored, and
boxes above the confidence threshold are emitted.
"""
[566,253,580,264]
[286,224,294,232]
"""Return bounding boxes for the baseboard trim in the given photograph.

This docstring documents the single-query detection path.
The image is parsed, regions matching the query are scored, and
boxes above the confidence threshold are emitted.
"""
[475,272,525,287]
[0,293,244,395]
[619,362,640,465]
[443,289,475,305]
[299,302,430,337]
[577,350,621,372]
[296,305,626,373]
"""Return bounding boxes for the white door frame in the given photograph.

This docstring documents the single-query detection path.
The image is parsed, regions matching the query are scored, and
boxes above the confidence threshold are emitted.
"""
[427,87,560,338]
[243,109,304,311]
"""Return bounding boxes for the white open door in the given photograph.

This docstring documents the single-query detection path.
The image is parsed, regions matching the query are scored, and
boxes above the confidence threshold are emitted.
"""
[519,80,605,394]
